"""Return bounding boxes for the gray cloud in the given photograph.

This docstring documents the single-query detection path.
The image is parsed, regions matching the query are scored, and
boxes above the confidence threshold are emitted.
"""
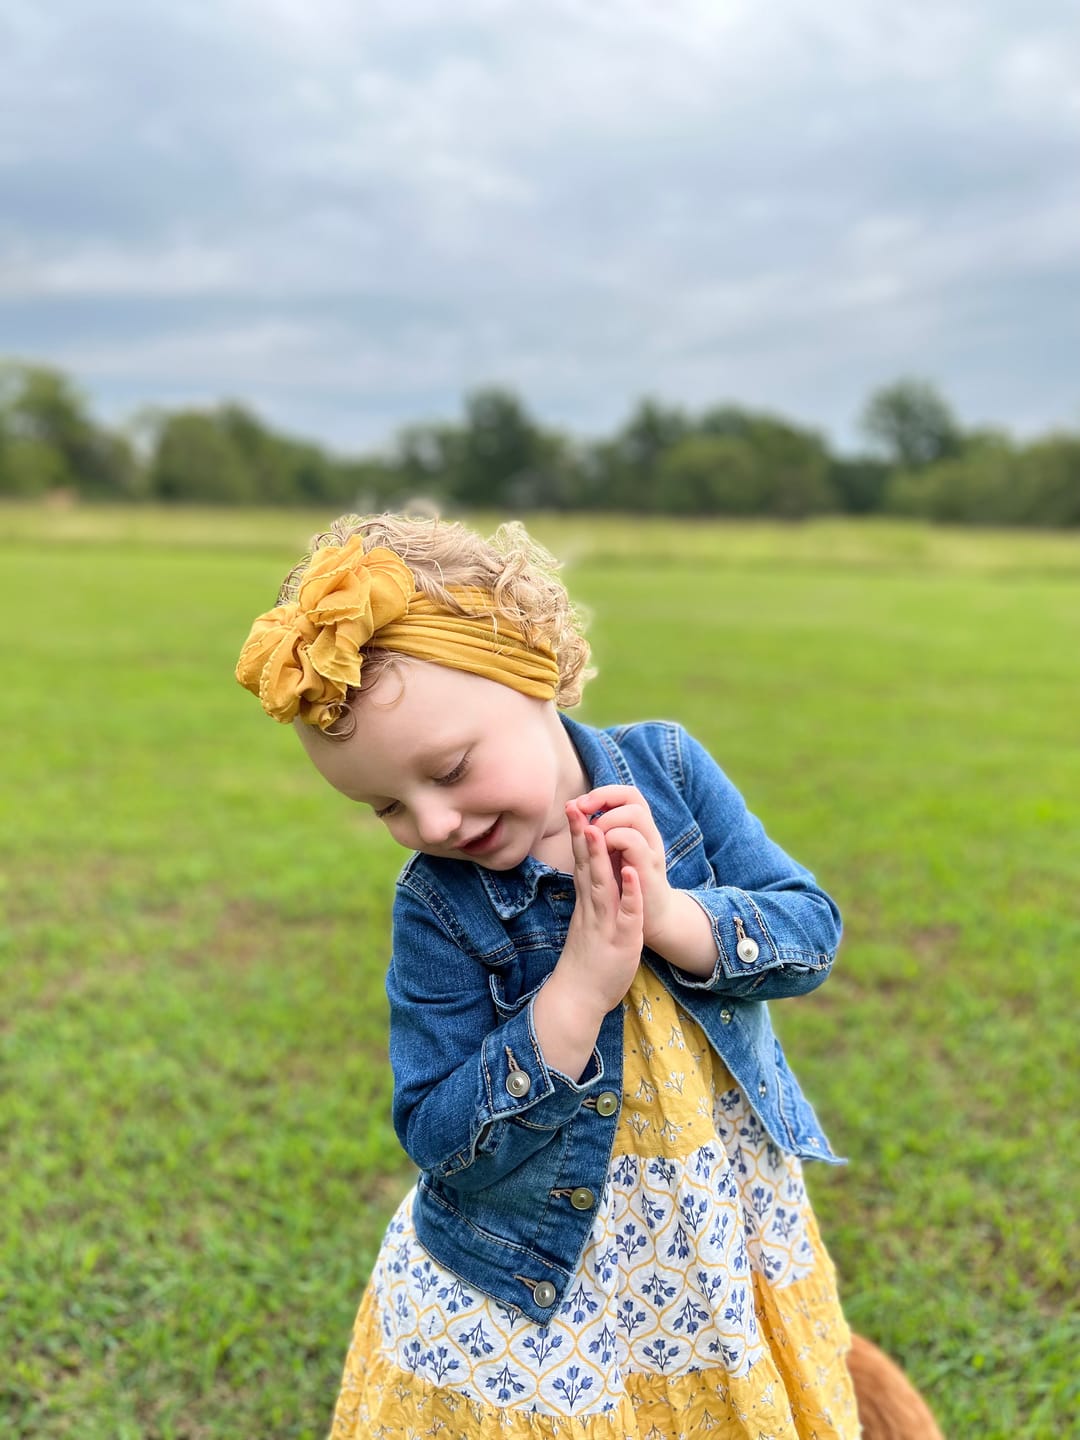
[2,0,1078,451]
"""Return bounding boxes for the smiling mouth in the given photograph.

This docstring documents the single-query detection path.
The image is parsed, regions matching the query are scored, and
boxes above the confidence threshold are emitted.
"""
[460,817,502,854]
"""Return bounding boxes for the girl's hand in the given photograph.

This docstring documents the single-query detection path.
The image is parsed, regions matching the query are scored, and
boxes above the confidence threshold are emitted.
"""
[572,784,675,950]
[561,800,644,1014]
[532,802,644,1081]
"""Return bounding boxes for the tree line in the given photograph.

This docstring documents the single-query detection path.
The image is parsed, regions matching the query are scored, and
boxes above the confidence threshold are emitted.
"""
[1,359,1078,526]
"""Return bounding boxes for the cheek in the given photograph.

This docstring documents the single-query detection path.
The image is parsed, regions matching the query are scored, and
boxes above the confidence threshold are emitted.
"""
[503,758,555,812]
[383,815,415,845]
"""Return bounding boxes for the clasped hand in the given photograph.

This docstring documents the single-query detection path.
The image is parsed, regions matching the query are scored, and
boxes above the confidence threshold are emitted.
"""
[557,785,675,1020]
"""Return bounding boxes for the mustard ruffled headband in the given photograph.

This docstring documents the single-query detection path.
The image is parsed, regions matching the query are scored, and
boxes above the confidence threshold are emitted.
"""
[235,534,560,730]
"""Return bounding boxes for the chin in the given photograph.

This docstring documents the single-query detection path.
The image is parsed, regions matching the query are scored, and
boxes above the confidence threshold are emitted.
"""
[488,841,528,872]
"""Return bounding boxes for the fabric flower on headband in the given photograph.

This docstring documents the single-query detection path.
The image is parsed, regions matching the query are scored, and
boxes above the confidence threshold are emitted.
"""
[235,537,415,730]
[237,534,562,729]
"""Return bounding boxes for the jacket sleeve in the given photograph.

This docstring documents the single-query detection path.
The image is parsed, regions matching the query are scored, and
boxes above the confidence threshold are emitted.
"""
[654,725,842,1002]
[385,879,605,1191]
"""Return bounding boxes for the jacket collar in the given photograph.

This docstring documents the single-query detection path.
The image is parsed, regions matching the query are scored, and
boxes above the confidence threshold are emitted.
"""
[476,714,633,921]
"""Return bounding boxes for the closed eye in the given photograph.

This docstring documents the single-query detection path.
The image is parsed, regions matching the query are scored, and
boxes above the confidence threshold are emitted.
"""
[372,753,470,821]
[437,755,470,787]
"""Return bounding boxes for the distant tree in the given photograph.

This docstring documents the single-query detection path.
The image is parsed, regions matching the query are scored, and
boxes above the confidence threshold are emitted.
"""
[605,398,690,510]
[283,440,345,507]
[885,434,1021,523]
[392,421,458,503]
[656,435,764,515]
[566,440,619,511]
[828,455,892,514]
[1015,435,1080,526]
[500,433,586,511]
[216,402,358,506]
[0,435,72,495]
[749,419,834,517]
[860,378,962,470]
[147,411,254,504]
[215,403,294,504]
[0,363,86,451]
[0,361,135,497]
[697,404,757,442]
[5,353,1076,526]
[86,429,139,499]
[700,405,834,516]
[448,388,561,508]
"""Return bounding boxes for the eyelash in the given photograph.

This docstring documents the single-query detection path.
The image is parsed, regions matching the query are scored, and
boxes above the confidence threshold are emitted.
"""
[374,756,470,821]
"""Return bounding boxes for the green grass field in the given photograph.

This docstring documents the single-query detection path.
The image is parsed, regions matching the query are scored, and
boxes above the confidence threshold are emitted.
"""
[2,505,1077,1438]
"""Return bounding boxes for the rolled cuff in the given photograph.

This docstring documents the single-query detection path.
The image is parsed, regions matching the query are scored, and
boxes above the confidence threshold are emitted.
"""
[664,887,835,1000]
[480,996,605,1129]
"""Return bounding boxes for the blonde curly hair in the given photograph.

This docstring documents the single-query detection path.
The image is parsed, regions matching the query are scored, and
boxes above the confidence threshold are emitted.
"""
[276,513,593,728]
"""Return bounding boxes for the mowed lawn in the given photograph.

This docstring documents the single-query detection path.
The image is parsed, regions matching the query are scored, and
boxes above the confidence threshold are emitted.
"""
[1,506,1077,1439]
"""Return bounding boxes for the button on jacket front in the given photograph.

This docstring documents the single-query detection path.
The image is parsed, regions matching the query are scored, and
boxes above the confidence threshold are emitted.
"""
[385,717,844,1324]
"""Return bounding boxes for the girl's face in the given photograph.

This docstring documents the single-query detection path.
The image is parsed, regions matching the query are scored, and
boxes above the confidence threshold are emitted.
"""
[295,659,588,871]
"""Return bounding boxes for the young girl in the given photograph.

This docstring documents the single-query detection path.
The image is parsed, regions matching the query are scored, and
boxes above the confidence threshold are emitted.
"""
[236,513,860,1439]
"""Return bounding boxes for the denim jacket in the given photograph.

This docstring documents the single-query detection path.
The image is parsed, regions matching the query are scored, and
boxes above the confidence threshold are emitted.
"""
[386,716,843,1324]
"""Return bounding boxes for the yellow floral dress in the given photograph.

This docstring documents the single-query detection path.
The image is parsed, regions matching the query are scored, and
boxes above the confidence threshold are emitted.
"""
[330,971,859,1438]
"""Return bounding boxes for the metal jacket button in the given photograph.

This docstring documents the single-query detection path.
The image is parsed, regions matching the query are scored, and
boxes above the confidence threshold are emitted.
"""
[737,937,760,963]
[532,1280,557,1308]
[505,1070,531,1098]
[570,1186,595,1211]
[595,1090,619,1116]
[720,1008,733,1024]
[758,1080,768,1098]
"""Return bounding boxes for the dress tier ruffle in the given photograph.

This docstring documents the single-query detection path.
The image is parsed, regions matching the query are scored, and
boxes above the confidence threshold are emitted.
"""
[329,970,859,1438]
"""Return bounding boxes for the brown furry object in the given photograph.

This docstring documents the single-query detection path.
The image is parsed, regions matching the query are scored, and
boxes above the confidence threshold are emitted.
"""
[847,1332,945,1439]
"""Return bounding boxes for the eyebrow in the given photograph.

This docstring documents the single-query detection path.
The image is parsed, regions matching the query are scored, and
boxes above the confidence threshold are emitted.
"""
[413,741,466,764]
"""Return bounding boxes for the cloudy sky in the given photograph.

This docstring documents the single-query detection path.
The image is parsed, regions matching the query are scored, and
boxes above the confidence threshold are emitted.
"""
[3,0,1079,455]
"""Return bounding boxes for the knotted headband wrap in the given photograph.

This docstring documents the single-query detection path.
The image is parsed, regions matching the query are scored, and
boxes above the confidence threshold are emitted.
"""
[374,590,559,701]
[235,535,560,730]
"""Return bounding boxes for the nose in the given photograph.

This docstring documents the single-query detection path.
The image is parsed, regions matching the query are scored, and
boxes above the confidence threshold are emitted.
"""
[413,798,462,847]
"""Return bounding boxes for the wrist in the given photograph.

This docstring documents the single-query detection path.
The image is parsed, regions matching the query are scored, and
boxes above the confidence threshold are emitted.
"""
[542,963,608,1034]
[642,884,681,951]
[533,969,605,1081]
[645,889,718,977]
